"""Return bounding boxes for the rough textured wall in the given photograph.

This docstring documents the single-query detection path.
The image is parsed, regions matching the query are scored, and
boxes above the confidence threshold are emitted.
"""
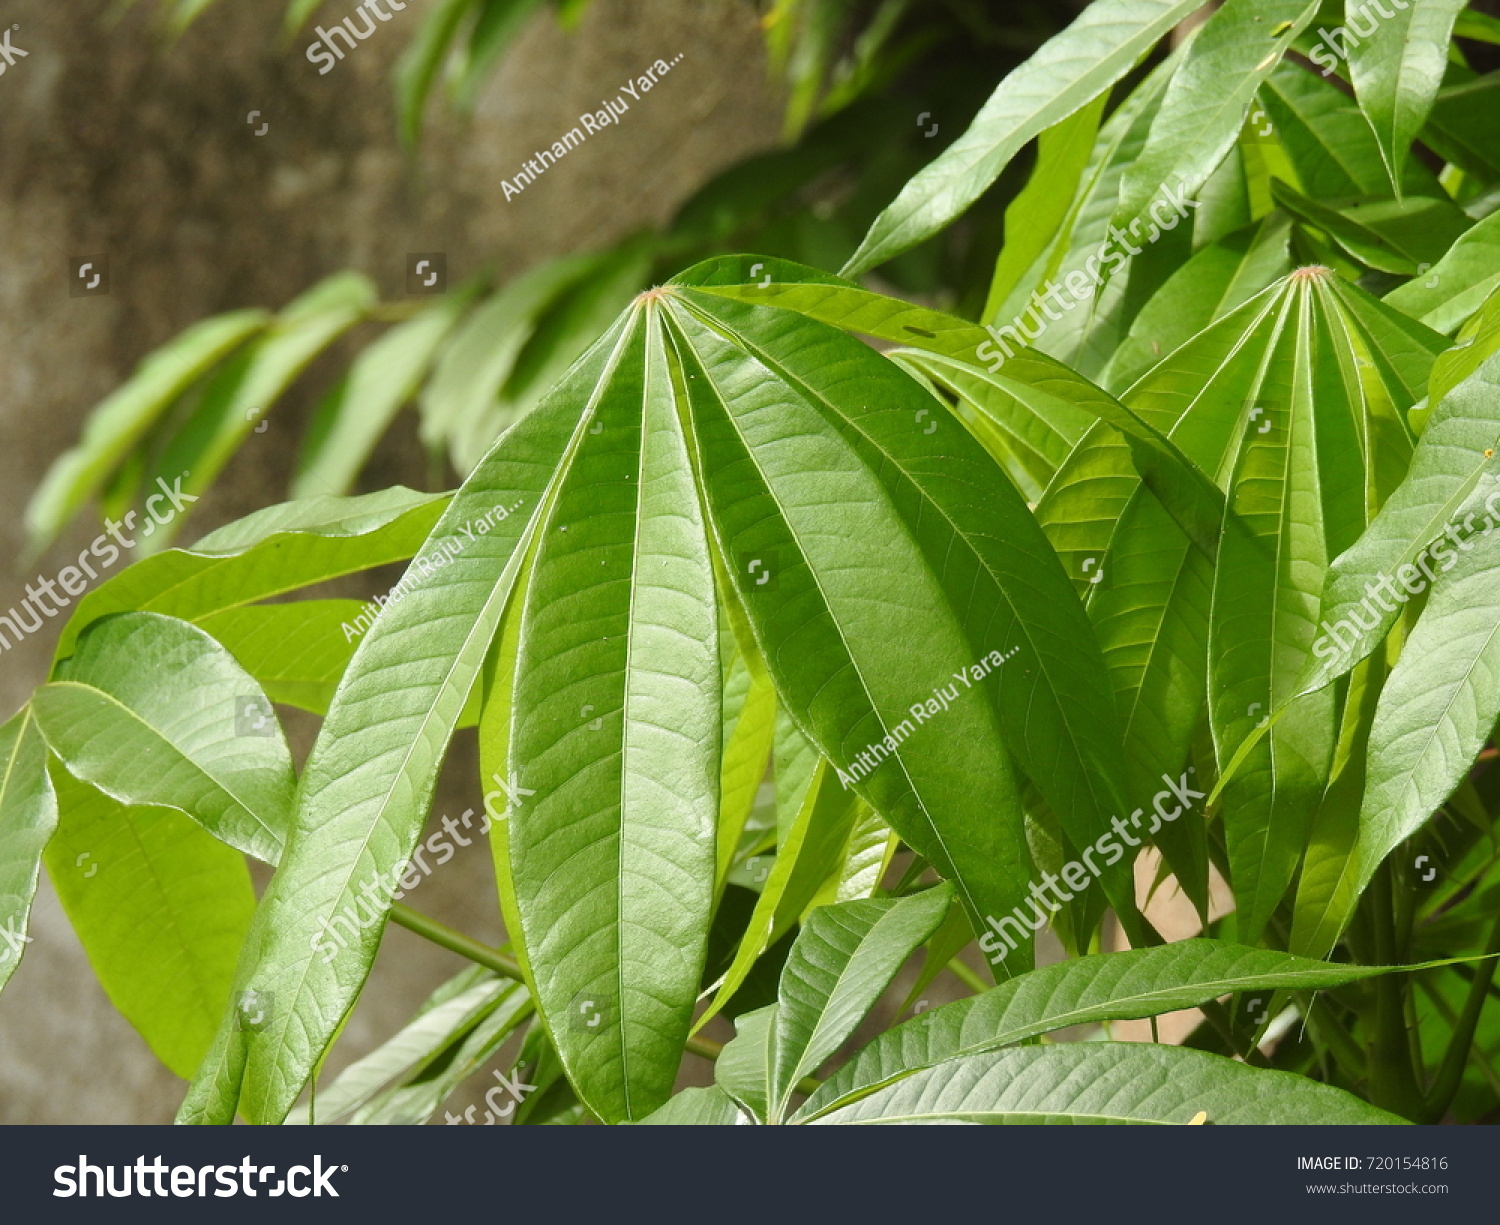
[0,0,781,1122]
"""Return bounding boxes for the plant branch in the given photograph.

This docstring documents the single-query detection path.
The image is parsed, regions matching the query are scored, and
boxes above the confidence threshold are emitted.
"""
[1420,910,1500,1123]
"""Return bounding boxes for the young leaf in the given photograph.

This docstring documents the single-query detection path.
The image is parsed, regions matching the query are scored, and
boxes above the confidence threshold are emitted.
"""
[769,886,952,1121]
[715,1003,776,1124]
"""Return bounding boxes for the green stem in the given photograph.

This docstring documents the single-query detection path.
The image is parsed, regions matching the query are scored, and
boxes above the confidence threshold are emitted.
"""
[1419,909,1500,1123]
[946,954,988,994]
[388,904,820,1095]
[1367,866,1423,1118]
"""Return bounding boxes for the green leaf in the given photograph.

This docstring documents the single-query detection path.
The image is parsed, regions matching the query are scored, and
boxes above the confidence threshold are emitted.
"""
[1346,0,1468,193]
[715,1003,776,1123]
[44,767,255,1079]
[1299,347,1500,695]
[282,0,330,35]
[668,281,1125,940]
[1272,182,1472,276]
[1260,60,1439,198]
[0,708,58,994]
[419,254,606,472]
[636,1085,746,1125]
[797,939,1411,1120]
[1421,69,1500,184]
[178,322,622,1126]
[143,273,378,549]
[840,0,1208,276]
[24,310,267,558]
[453,243,653,473]
[770,886,951,1121]
[983,96,1108,325]
[698,759,867,1030]
[35,613,296,865]
[56,487,448,661]
[1384,210,1500,334]
[1203,270,1442,937]
[395,0,482,146]
[450,0,548,109]
[491,307,721,1123]
[197,601,365,715]
[289,967,515,1124]
[809,1043,1404,1124]
[1110,0,1318,246]
[1346,525,1500,947]
[351,983,534,1124]
[294,293,473,499]
[1100,213,1293,394]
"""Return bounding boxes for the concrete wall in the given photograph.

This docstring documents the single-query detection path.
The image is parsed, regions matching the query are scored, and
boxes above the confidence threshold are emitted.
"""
[0,0,782,1122]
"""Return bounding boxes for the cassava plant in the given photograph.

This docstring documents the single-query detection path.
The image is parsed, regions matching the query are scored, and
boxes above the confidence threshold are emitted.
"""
[10,0,1500,1124]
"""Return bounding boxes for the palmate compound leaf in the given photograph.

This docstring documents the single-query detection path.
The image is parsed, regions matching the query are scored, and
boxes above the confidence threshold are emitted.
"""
[793,939,1419,1120]
[807,1043,1404,1125]
[840,0,1210,277]
[176,266,1161,1123]
[1041,267,1443,941]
